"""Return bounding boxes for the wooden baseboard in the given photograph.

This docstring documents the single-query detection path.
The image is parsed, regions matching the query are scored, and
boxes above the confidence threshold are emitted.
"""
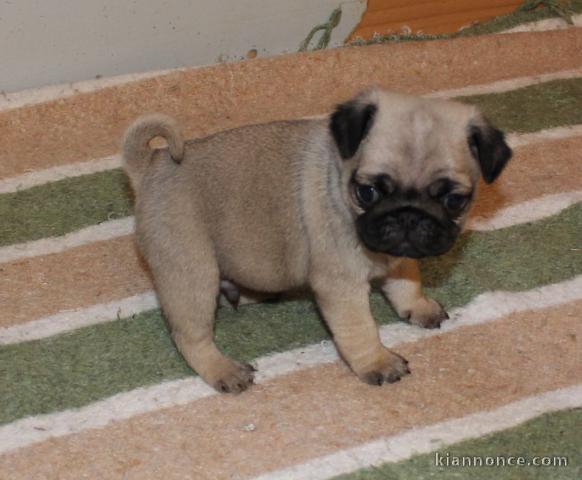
[349,0,522,40]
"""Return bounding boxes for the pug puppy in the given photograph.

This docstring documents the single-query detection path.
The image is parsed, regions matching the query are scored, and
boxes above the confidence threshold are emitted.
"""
[122,88,511,393]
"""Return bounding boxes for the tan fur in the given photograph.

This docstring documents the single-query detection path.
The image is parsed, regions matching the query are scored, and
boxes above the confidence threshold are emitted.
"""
[123,113,184,191]
[349,90,480,225]
[382,258,448,329]
[121,89,503,393]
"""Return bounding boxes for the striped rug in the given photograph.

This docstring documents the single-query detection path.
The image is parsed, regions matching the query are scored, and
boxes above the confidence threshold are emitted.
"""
[1,25,581,480]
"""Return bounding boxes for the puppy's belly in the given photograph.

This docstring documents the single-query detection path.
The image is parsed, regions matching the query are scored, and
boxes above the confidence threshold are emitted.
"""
[217,249,306,293]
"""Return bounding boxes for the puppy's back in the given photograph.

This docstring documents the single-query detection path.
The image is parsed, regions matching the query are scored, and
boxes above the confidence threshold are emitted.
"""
[181,120,324,289]
[135,119,326,291]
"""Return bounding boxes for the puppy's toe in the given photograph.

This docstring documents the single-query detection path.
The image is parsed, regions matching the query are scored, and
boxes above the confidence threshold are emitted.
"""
[213,362,256,394]
[359,349,411,386]
[405,297,449,329]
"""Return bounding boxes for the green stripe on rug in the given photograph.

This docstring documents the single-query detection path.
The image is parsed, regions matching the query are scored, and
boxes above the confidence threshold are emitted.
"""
[0,169,131,247]
[333,408,582,480]
[460,78,582,134]
[1,78,582,247]
[1,203,580,425]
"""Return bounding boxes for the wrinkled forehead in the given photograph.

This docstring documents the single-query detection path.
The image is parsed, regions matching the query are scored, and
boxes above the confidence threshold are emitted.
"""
[358,95,479,187]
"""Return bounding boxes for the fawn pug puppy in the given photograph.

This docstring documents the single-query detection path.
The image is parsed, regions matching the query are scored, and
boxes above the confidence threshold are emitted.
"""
[122,88,511,393]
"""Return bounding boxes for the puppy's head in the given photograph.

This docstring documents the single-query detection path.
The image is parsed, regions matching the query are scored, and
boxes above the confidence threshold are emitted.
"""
[330,89,512,258]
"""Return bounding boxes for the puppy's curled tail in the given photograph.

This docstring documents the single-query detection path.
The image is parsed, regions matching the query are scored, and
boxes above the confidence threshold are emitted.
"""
[122,113,184,189]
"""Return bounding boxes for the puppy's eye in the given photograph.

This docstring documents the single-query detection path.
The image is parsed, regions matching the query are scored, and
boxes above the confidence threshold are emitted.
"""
[444,193,468,211]
[356,184,381,207]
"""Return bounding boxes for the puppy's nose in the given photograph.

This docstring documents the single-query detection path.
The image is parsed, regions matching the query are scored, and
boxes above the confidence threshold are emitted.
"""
[397,211,420,229]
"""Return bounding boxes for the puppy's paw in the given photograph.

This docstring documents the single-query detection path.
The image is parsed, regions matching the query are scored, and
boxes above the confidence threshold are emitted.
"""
[358,349,411,386]
[404,297,449,329]
[212,361,256,394]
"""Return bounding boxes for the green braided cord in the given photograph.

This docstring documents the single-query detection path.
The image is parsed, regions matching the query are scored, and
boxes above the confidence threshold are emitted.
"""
[517,0,574,24]
[299,7,342,52]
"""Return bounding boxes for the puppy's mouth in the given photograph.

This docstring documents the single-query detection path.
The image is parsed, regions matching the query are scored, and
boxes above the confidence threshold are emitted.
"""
[356,207,459,258]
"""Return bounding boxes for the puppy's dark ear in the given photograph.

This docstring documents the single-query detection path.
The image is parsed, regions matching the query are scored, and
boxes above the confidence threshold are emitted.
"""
[468,121,512,184]
[330,100,377,159]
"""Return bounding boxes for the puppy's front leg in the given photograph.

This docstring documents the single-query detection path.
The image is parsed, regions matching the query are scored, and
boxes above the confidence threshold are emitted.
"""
[382,258,448,329]
[314,281,410,385]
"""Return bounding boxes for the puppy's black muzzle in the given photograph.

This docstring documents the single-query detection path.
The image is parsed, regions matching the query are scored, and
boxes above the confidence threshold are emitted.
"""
[356,206,459,258]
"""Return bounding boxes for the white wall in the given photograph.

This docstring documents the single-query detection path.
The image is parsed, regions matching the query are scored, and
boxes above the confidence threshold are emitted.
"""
[0,0,365,93]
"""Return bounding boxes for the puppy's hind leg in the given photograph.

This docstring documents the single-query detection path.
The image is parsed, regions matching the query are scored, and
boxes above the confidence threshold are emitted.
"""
[382,258,449,329]
[141,222,254,394]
